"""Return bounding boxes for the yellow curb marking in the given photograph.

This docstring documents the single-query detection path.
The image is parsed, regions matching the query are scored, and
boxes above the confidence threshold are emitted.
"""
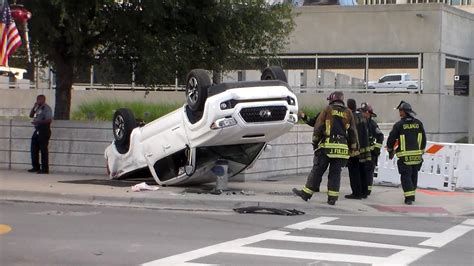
[0,224,12,235]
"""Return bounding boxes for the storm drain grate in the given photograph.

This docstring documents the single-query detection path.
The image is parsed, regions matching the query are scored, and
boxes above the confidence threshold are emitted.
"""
[234,206,305,216]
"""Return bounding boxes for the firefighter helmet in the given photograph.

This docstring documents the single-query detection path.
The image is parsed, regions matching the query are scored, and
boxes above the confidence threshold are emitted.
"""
[327,91,344,103]
[395,101,416,117]
[360,102,377,117]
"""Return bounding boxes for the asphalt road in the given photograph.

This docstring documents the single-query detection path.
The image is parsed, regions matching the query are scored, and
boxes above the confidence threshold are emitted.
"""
[1,202,473,266]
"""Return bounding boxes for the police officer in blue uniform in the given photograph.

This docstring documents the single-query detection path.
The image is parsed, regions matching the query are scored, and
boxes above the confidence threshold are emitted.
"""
[28,95,53,174]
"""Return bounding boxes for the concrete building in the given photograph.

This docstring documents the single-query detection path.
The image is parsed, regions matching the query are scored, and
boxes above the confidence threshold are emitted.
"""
[225,4,474,143]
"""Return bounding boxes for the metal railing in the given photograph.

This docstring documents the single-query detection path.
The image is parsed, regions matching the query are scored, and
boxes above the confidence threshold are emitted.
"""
[71,83,185,91]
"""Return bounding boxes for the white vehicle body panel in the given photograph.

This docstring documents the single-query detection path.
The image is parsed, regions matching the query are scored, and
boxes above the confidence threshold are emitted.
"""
[105,81,298,185]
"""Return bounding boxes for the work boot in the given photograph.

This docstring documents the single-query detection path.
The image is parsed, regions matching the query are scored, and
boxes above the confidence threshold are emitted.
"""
[292,188,311,202]
[37,169,49,174]
[404,198,413,205]
[344,194,362,200]
[327,196,337,206]
[27,168,40,173]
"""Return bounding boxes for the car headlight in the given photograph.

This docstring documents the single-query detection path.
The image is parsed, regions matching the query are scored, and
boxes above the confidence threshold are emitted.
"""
[287,113,298,124]
[220,100,238,110]
[210,117,237,129]
[286,96,296,106]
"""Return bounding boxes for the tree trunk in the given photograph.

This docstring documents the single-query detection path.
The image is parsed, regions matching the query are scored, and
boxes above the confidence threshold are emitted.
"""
[212,67,222,85]
[53,59,74,120]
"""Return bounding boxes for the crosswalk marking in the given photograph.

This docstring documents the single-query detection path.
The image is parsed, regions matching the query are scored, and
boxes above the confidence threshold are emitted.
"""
[142,231,277,266]
[228,246,388,265]
[419,223,474,247]
[286,217,437,238]
[266,233,415,250]
[287,217,474,248]
[142,217,474,266]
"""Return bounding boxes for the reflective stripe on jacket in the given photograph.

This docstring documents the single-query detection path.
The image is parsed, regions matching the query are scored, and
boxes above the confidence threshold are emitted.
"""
[312,101,359,159]
[368,118,384,155]
[387,116,427,165]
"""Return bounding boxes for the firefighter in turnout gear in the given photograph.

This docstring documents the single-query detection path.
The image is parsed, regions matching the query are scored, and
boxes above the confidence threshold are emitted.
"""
[345,99,371,200]
[293,91,359,205]
[360,103,384,196]
[387,101,426,205]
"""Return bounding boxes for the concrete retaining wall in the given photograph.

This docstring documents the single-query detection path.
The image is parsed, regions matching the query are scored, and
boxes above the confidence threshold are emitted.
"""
[1,89,469,142]
[0,120,392,181]
[0,120,112,175]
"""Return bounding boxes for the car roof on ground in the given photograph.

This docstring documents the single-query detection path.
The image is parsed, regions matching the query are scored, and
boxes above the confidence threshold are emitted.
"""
[208,80,291,97]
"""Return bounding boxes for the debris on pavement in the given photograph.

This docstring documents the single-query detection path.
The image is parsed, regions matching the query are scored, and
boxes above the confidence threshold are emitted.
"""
[233,206,305,216]
[131,182,159,192]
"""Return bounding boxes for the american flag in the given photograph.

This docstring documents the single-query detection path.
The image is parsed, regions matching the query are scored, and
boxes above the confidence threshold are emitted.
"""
[0,0,22,66]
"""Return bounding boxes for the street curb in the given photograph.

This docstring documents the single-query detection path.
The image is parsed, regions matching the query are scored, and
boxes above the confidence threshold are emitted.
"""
[0,189,355,215]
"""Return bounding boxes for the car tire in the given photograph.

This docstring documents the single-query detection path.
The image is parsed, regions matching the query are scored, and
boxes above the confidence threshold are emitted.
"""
[261,66,288,83]
[113,108,136,154]
[186,69,212,112]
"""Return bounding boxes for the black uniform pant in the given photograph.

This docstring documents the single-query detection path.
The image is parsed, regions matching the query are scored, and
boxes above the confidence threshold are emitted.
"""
[31,129,51,171]
[397,160,421,200]
[305,149,347,200]
[366,154,379,194]
[347,157,369,197]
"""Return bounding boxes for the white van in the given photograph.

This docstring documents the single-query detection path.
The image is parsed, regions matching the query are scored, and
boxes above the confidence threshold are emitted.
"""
[0,66,27,80]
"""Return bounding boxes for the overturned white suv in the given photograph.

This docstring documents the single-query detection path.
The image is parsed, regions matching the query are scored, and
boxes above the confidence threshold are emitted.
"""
[105,67,298,185]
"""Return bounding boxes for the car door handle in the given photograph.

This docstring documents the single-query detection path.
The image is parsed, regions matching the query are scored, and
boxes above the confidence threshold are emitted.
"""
[163,145,171,149]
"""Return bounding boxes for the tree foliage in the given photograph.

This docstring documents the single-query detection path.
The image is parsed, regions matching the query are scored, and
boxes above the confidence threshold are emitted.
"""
[19,0,294,119]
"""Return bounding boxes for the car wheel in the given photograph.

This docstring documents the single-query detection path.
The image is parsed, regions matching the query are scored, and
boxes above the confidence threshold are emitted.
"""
[261,66,288,83]
[186,69,212,112]
[113,108,136,154]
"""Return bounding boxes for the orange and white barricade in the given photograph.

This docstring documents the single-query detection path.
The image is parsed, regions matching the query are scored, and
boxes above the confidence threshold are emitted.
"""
[375,141,474,191]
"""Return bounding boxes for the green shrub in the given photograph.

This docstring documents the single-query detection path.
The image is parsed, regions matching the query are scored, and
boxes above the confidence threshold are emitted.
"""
[298,105,324,124]
[71,100,182,122]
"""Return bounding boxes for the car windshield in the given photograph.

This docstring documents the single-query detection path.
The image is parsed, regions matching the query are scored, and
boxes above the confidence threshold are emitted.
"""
[195,143,265,173]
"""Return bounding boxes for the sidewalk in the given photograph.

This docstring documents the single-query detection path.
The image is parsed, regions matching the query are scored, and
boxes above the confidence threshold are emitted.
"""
[1,169,473,216]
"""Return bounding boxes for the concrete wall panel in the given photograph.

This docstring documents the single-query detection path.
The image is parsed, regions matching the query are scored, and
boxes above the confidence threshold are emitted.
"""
[441,8,474,59]
[288,5,444,54]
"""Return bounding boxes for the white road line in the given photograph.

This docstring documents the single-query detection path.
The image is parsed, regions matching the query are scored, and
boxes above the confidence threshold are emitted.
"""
[267,233,416,250]
[228,246,387,265]
[287,216,436,238]
[376,247,434,266]
[286,217,339,230]
[142,217,472,266]
[419,224,474,247]
[141,230,284,266]
[462,219,474,226]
